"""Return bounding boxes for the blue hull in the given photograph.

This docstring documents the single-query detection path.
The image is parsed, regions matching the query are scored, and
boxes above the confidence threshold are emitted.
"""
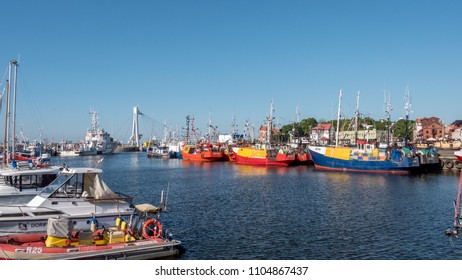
[309,148,420,174]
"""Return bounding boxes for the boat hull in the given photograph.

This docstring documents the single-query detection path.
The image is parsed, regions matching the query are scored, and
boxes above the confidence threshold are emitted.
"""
[455,150,462,163]
[308,146,420,174]
[295,152,313,165]
[0,211,135,236]
[233,147,296,167]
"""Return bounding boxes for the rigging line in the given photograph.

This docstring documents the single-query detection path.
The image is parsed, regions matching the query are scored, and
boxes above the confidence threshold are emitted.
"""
[0,63,9,88]
[16,69,48,140]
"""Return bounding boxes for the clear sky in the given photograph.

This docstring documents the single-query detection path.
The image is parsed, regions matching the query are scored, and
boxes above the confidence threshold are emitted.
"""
[0,0,461,143]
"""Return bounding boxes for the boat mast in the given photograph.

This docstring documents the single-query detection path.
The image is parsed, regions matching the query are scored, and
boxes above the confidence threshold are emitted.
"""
[266,100,274,147]
[231,111,238,141]
[184,115,190,144]
[335,89,342,147]
[11,60,18,164]
[384,90,392,147]
[293,105,301,144]
[2,64,11,165]
[404,87,411,147]
[354,91,360,146]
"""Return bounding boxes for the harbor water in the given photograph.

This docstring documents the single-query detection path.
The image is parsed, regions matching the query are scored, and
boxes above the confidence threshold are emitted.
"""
[55,152,462,260]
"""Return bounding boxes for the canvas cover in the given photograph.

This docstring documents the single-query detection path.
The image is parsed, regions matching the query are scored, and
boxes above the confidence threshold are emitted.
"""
[47,216,74,238]
[135,203,159,213]
[84,173,119,199]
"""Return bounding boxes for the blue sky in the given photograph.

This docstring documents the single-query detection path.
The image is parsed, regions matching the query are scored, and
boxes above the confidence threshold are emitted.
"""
[0,0,461,143]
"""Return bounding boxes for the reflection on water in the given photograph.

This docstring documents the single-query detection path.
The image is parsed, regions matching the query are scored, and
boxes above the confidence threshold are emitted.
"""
[233,164,269,176]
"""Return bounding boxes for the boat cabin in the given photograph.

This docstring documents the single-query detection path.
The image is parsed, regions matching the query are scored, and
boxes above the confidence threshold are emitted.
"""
[0,167,60,191]
[28,168,127,206]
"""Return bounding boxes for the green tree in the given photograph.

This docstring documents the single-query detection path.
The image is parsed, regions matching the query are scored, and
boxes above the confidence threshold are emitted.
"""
[299,118,318,135]
[393,119,415,142]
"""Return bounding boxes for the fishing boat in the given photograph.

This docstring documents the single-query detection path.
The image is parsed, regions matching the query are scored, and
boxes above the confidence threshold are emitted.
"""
[233,101,297,167]
[80,110,118,155]
[295,147,312,165]
[181,144,224,162]
[309,90,421,174]
[147,145,169,159]
[233,145,296,167]
[308,145,420,174]
[222,146,236,162]
[0,165,61,205]
[0,205,183,260]
[0,165,137,236]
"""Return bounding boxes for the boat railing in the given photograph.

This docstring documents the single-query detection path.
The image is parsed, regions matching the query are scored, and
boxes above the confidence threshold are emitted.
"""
[83,192,133,204]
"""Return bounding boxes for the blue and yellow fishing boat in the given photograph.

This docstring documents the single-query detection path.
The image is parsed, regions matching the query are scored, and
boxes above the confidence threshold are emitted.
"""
[308,145,421,174]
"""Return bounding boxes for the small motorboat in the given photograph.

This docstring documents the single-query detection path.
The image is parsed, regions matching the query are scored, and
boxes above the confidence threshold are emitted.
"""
[0,204,184,260]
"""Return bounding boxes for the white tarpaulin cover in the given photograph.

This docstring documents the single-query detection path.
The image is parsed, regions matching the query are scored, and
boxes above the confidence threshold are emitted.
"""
[85,173,119,199]
[47,216,74,238]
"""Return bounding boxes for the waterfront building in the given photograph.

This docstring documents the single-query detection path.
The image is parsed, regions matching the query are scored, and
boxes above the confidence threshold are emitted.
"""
[414,117,444,142]
[310,123,334,145]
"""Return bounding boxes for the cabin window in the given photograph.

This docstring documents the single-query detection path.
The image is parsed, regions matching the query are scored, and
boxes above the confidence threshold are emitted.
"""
[2,174,57,189]
[56,173,84,197]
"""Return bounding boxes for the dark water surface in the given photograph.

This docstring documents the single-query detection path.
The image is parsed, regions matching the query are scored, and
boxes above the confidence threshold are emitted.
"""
[55,152,462,260]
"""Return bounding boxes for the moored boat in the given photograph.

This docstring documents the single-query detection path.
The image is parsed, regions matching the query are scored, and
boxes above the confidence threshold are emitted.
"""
[0,206,183,260]
[181,144,224,162]
[233,145,297,167]
[308,145,420,174]
[80,110,118,155]
[233,101,297,167]
[295,147,313,165]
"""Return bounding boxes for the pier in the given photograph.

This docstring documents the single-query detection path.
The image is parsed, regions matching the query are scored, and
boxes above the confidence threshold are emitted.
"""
[438,149,461,171]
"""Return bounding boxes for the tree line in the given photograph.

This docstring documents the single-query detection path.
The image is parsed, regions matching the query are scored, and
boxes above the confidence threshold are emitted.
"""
[278,117,415,143]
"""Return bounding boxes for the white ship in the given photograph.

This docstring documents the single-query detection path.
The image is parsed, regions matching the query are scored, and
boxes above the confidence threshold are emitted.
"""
[81,110,118,155]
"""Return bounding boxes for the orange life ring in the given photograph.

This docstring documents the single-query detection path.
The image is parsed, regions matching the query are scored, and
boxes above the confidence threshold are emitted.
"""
[142,218,162,239]
[65,238,72,246]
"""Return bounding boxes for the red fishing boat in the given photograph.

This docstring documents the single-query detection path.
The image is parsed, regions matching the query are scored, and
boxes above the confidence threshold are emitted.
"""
[181,144,224,162]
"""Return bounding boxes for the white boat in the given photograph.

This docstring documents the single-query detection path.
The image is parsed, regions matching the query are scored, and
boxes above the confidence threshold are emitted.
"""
[0,165,61,205]
[0,166,136,236]
[59,150,83,157]
[80,110,118,155]
[56,143,83,157]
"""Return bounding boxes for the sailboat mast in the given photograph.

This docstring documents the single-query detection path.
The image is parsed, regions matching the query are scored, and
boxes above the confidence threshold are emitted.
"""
[11,60,18,163]
[2,72,10,165]
[335,89,342,147]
